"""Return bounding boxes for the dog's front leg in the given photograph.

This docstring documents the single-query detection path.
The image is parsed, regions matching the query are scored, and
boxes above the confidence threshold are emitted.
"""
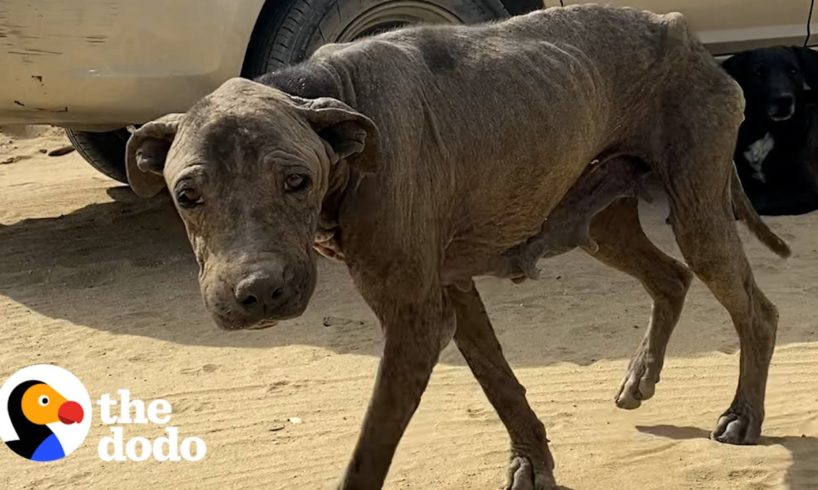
[339,282,455,489]
[449,284,557,490]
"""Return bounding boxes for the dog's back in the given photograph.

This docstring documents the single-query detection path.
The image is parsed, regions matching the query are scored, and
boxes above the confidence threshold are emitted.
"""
[278,8,715,192]
[260,5,746,268]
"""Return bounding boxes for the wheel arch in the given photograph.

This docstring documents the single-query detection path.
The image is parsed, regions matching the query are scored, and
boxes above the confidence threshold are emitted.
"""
[239,0,544,76]
[499,0,543,16]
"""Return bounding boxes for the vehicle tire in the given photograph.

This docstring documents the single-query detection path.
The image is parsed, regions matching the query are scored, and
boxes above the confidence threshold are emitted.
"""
[65,129,131,183]
[242,0,509,76]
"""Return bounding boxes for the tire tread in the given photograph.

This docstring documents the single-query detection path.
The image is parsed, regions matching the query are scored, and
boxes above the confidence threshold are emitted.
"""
[65,129,130,183]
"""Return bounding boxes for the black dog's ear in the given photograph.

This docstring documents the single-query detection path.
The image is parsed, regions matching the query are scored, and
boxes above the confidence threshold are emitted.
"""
[792,47,818,90]
[721,51,750,81]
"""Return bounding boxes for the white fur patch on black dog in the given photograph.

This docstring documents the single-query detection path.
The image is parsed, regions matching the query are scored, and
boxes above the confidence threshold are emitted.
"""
[743,132,774,183]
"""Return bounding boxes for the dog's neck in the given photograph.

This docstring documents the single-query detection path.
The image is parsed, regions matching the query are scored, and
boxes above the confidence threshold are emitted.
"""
[255,58,355,106]
[313,153,354,262]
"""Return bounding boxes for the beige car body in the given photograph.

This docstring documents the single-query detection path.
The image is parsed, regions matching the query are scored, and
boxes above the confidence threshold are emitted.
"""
[0,0,814,127]
[0,0,266,128]
[562,1,814,54]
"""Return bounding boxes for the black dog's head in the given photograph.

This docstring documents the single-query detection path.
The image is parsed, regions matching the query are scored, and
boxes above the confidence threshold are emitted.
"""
[723,47,818,122]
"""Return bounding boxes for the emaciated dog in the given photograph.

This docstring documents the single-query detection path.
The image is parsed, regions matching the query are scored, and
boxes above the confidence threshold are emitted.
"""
[125,5,791,489]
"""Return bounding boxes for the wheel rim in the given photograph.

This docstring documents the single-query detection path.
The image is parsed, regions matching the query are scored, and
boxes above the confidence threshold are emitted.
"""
[337,1,463,41]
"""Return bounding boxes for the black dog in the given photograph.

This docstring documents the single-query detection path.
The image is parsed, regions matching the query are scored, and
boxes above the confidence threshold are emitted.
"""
[722,46,818,215]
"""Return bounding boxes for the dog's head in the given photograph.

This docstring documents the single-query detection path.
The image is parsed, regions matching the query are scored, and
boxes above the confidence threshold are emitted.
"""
[722,46,818,122]
[124,78,379,330]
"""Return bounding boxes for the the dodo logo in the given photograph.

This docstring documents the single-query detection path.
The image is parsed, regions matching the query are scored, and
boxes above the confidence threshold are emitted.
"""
[0,365,91,462]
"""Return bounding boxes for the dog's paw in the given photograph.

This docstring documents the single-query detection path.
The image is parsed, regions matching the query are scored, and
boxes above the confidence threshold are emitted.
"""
[506,456,557,490]
[615,350,660,410]
[710,404,762,445]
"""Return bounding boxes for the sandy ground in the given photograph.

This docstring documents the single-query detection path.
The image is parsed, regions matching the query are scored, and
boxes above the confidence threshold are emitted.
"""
[0,128,817,490]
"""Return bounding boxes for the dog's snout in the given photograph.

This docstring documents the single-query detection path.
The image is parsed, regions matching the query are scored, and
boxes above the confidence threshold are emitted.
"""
[202,254,316,329]
[773,94,794,107]
[234,269,288,315]
[768,94,795,120]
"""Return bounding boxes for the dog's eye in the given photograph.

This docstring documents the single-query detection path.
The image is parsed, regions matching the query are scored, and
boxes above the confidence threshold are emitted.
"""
[285,174,311,193]
[176,187,203,209]
[790,67,799,75]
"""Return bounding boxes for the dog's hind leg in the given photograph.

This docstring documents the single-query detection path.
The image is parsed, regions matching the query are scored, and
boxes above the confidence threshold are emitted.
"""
[661,80,778,444]
[668,175,778,444]
[583,198,693,409]
[449,284,556,490]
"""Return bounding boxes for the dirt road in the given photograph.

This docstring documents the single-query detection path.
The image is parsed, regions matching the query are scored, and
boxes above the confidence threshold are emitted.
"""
[1,129,817,489]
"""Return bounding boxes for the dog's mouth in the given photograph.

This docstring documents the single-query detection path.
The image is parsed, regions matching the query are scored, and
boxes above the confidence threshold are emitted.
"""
[246,320,279,330]
[210,307,303,331]
[768,100,795,121]
[769,112,794,122]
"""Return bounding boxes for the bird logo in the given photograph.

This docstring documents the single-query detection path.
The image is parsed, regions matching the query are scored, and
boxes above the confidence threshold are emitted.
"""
[1,365,91,462]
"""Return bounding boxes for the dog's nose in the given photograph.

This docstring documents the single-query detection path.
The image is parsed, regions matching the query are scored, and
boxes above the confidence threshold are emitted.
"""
[234,269,288,315]
[774,95,794,108]
[769,95,795,120]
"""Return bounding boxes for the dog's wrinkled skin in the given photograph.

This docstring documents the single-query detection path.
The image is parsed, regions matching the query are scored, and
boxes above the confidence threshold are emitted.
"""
[127,6,791,489]
[126,91,377,329]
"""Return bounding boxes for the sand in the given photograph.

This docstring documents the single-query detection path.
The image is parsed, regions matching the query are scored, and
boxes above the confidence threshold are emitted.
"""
[0,128,816,489]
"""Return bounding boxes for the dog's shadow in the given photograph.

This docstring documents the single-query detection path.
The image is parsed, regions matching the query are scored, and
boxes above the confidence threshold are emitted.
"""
[1,185,817,365]
[2,185,817,485]
[0,190,382,350]
[0,188,655,359]
[637,425,818,488]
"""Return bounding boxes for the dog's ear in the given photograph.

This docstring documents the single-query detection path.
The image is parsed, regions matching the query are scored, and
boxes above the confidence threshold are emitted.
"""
[721,51,750,81]
[793,47,818,90]
[288,96,380,173]
[125,113,185,197]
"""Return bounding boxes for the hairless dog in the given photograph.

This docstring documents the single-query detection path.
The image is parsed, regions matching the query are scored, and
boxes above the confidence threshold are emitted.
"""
[125,5,790,488]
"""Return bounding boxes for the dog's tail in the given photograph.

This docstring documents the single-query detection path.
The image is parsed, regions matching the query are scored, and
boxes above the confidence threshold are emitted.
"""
[730,164,791,258]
